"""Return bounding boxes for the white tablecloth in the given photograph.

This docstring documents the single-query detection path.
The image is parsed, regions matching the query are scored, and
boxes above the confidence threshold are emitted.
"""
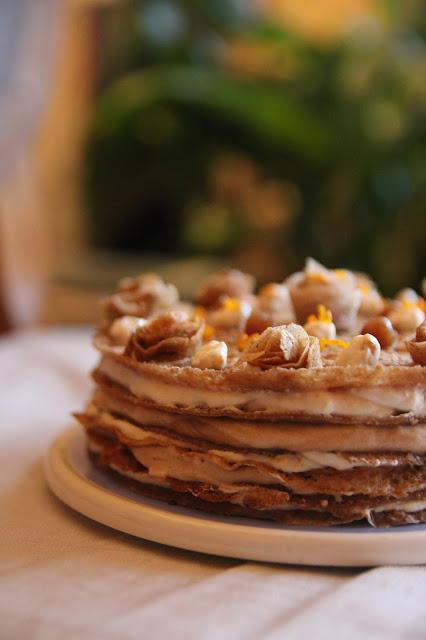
[2,329,426,640]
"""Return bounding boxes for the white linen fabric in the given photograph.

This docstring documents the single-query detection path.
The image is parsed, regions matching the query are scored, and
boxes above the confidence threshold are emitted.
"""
[1,329,425,640]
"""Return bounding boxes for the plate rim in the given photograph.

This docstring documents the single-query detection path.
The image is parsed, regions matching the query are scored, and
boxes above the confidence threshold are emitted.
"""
[44,426,426,567]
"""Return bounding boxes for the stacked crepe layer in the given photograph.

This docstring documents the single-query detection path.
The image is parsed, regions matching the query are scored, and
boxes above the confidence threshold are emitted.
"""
[77,350,426,527]
[76,265,426,527]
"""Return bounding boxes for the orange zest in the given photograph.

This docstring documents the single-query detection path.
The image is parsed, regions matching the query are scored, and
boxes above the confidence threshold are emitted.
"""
[194,305,207,318]
[357,282,371,294]
[319,338,349,351]
[223,298,241,311]
[307,304,333,324]
[334,269,347,279]
[203,324,215,340]
[401,297,426,312]
[238,332,260,350]
[305,272,329,284]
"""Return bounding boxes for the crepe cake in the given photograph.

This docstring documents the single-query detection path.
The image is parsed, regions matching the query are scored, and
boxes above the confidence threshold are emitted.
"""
[75,262,426,527]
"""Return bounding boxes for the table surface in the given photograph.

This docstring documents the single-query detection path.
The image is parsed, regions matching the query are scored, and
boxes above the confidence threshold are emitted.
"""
[2,328,426,640]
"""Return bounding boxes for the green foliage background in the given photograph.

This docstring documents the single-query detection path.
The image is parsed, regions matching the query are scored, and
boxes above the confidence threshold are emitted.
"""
[86,0,426,293]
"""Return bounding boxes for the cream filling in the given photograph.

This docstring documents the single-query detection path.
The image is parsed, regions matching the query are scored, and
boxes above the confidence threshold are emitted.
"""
[129,444,420,497]
[93,391,426,453]
[373,500,426,513]
[88,440,426,518]
[89,407,406,473]
[99,357,426,418]
[131,444,289,487]
[351,387,425,414]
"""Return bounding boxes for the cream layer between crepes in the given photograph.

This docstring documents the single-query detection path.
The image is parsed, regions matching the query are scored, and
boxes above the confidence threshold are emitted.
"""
[86,437,426,523]
[85,406,426,473]
[98,355,426,420]
[91,387,426,453]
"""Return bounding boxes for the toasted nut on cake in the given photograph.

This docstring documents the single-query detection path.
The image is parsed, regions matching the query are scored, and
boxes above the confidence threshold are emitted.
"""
[361,317,396,349]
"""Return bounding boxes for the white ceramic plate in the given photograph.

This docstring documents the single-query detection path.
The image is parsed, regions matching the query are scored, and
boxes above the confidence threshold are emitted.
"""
[45,427,426,567]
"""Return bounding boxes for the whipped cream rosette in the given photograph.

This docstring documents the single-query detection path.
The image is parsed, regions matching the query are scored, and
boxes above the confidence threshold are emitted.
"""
[196,269,255,308]
[246,283,295,334]
[103,273,179,323]
[287,258,361,331]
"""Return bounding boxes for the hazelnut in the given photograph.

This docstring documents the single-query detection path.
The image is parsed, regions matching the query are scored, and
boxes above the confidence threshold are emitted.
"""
[337,334,381,367]
[416,321,426,342]
[387,305,425,333]
[109,316,147,346]
[407,322,426,365]
[361,317,396,349]
[192,340,228,369]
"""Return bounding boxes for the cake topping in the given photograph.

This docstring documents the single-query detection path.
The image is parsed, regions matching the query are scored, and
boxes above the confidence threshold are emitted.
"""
[417,323,426,341]
[337,334,381,366]
[286,258,361,331]
[208,298,252,330]
[124,311,203,362]
[357,277,385,316]
[192,340,228,369]
[407,322,426,366]
[361,316,396,349]
[304,305,337,340]
[83,260,426,532]
[103,273,179,322]
[240,323,322,369]
[202,324,215,340]
[387,301,425,333]
[238,332,261,350]
[259,282,291,302]
[319,338,349,350]
[109,316,148,346]
[196,269,255,308]
[396,288,422,304]
[246,283,294,333]
[303,258,344,284]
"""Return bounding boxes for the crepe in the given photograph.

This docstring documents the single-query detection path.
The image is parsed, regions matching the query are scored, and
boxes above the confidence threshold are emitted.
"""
[75,260,426,527]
